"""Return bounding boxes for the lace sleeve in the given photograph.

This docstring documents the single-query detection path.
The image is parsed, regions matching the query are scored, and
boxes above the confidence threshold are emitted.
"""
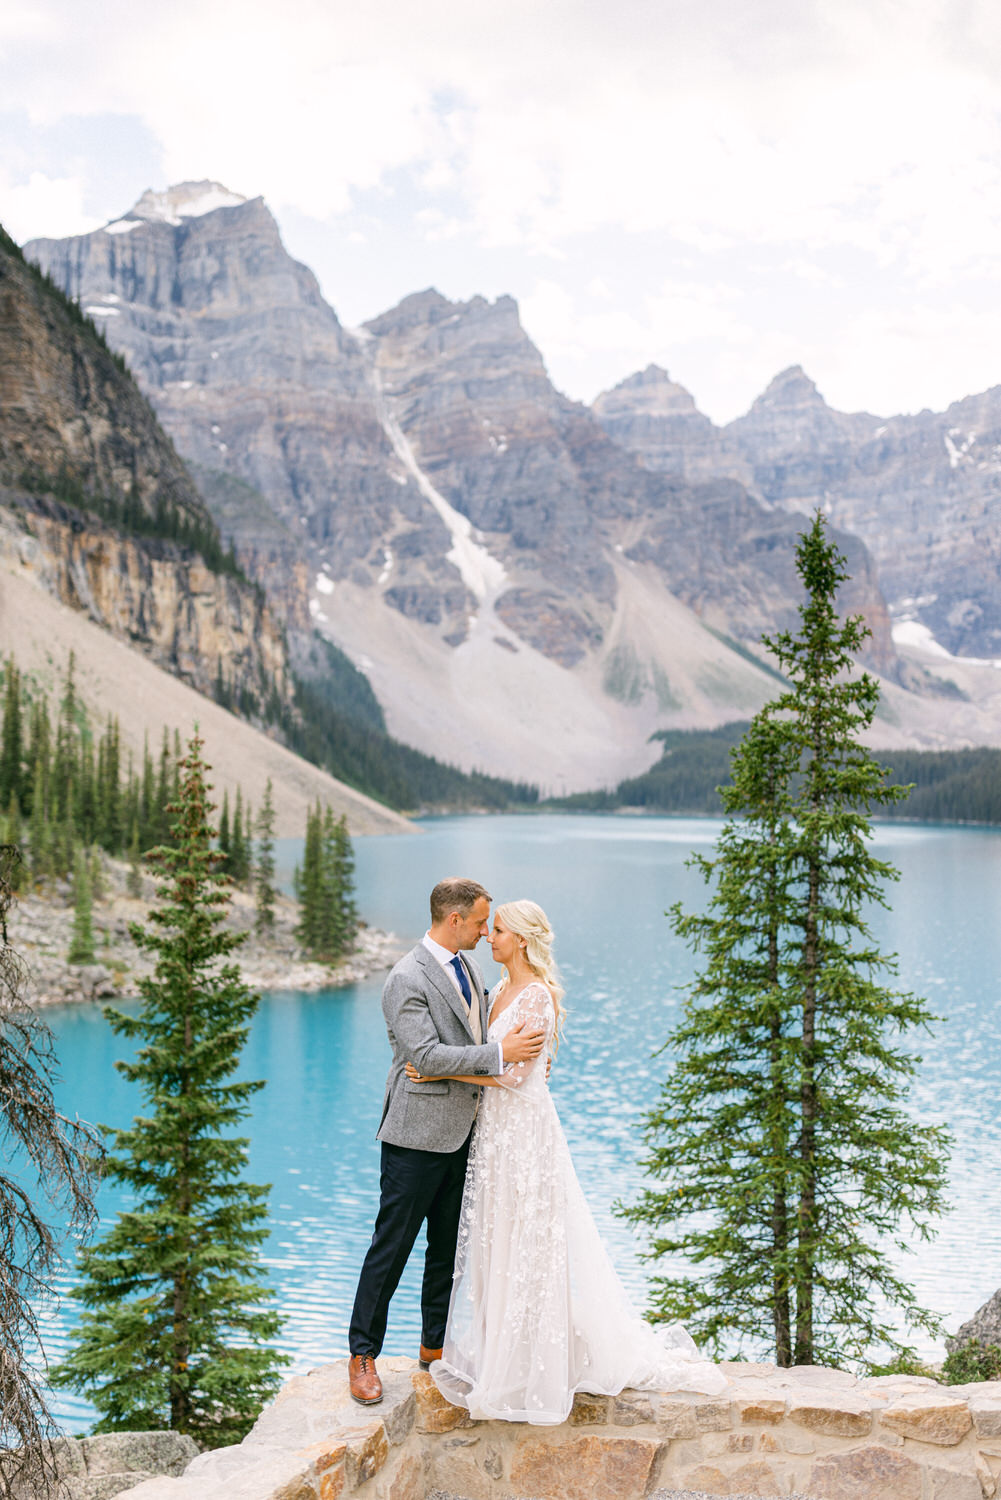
[494,982,555,1091]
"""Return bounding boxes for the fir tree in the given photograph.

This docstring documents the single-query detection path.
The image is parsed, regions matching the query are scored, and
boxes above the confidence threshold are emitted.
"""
[295,805,357,961]
[254,779,277,934]
[67,846,96,965]
[51,734,287,1444]
[294,804,323,954]
[0,660,24,814]
[621,513,950,1369]
[230,787,249,885]
[126,818,142,899]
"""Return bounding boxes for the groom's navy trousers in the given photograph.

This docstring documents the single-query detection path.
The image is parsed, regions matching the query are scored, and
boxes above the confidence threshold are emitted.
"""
[348,1136,470,1356]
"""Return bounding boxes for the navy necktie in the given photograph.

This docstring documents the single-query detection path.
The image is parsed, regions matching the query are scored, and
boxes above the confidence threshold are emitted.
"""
[450,955,473,1008]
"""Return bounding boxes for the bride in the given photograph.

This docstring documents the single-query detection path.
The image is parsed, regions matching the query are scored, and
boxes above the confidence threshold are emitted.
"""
[403,898,726,1424]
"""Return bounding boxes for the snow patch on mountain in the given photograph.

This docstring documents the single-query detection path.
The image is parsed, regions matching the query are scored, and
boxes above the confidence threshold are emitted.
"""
[367,364,506,604]
[128,182,247,227]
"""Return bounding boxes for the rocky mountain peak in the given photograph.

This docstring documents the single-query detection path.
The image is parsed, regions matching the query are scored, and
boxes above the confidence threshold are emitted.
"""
[593,364,700,418]
[750,365,827,412]
[122,181,248,227]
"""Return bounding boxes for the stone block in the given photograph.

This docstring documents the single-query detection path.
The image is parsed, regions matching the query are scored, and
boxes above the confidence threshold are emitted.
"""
[880,1395,972,1446]
[695,1398,735,1431]
[789,1393,873,1437]
[654,1398,699,1439]
[972,1403,1001,1438]
[808,1442,923,1499]
[926,1464,984,1500]
[317,1468,344,1500]
[430,1450,494,1500]
[727,1433,755,1452]
[343,1422,389,1487]
[510,1433,659,1500]
[568,1393,609,1425]
[410,1370,472,1434]
[385,1451,424,1500]
[976,1451,999,1499]
[676,1459,784,1496]
[739,1398,787,1425]
[271,1477,319,1500]
[73,1477,159,1500]
[79,1432,200,1478]
[383,1392,416,1446]
[612,1392,656,1426]
[787,1365,860,1389]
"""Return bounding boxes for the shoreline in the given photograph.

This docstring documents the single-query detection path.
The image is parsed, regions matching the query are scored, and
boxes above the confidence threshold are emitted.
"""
[9,855,408,1008]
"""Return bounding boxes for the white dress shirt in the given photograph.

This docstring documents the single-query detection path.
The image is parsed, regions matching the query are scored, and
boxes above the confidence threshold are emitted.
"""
[422,933,504,1074]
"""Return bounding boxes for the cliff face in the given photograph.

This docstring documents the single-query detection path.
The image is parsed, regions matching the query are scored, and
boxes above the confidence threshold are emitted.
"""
[0,493,289,706]
[596,362,1001,660]
[0,224,293,715]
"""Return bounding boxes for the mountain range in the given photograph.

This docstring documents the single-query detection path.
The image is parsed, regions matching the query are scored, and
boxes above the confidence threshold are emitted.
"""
[22,182,1001,788]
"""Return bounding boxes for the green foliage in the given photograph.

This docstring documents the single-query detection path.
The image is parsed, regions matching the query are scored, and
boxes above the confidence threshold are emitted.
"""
[282,671,538,812]
[15,463,245,580]
[0,652,253,890]
[67,845,96,965]
[556,722,1001,823]
[254,780,277,934]
[294,804,357,962]
[50,734,287,1444]
[621,513,950,1370]
[942,1339,1001,1385]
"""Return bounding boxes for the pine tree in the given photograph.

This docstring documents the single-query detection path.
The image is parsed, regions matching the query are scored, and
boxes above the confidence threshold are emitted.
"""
[621,513,950,1369]
[51,734,288,1444]
[0,659,24,814]
[230,787,249,885]
[294,804,323,955]
[254,779,277,934]
[126,818,142,899]
[67,845,96,964]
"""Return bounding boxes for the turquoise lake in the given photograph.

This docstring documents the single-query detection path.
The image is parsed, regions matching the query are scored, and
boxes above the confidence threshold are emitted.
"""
[37,814,1001,1429]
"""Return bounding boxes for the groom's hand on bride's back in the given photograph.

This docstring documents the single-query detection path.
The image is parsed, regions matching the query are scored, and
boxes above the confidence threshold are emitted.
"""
[501,1022,546,1064]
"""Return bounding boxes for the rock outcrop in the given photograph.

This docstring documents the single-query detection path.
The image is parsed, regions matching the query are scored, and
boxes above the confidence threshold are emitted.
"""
[0,223,296,722]
[114,1356,1001,1500]
[596,360,1001,661]
[949,1290,1001,1355]
[17,1431,197,1500]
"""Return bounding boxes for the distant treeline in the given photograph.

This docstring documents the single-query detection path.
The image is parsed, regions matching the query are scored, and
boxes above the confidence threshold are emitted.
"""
[0,655,254,887]
[553,723,1001,825]
[277,638,539,813]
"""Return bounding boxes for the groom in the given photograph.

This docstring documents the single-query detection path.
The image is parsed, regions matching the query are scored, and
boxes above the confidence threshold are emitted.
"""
[347,876,546,1404]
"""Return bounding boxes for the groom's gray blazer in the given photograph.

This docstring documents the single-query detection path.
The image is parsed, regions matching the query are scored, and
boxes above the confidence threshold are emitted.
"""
[377,943,499,1154]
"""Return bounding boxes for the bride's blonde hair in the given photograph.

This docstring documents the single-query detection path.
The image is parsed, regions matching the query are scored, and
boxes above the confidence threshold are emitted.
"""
[494,898,566,1049]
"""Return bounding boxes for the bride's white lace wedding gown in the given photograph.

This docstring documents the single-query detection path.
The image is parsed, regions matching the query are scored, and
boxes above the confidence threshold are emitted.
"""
[431,980,726,1424]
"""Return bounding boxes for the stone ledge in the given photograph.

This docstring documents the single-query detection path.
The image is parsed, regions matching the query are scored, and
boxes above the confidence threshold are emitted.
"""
[115,1358,1001,1500]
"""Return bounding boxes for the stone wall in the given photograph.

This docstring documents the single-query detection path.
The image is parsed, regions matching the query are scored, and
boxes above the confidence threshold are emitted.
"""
[118,1358,1001,1500]
[19,1431,197,1500]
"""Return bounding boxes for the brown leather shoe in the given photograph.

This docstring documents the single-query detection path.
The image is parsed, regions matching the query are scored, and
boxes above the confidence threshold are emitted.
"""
[348,1353,383,1404]
[418,1343,443,1370]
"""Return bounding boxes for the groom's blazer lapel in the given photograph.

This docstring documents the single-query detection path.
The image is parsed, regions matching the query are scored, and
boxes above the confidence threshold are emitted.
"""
[415,946,475,1037]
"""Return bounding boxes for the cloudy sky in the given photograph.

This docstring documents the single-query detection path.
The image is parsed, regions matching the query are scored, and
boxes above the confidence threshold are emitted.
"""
[3,0,1001,422]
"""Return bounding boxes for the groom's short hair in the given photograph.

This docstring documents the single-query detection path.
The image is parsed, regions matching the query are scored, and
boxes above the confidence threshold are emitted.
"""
[430,877,491,923]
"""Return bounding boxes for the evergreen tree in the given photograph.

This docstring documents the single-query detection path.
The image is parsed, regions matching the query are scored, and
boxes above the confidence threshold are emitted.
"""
[67,846,96,965]
[126,818,142,899]
[621,514,950,1369]
[294,805,357,961]
[230,787,249,885]
[217,788,231,872]
[51,734,287,1444]
[254,779,277,934]
[0,660,23,814]
[294,804,322,954]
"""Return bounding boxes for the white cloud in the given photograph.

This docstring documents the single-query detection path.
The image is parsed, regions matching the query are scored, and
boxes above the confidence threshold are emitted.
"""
[0,169,92,241]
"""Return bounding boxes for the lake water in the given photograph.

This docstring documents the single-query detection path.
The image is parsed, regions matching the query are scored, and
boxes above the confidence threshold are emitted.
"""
[36,814,1001,1430]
